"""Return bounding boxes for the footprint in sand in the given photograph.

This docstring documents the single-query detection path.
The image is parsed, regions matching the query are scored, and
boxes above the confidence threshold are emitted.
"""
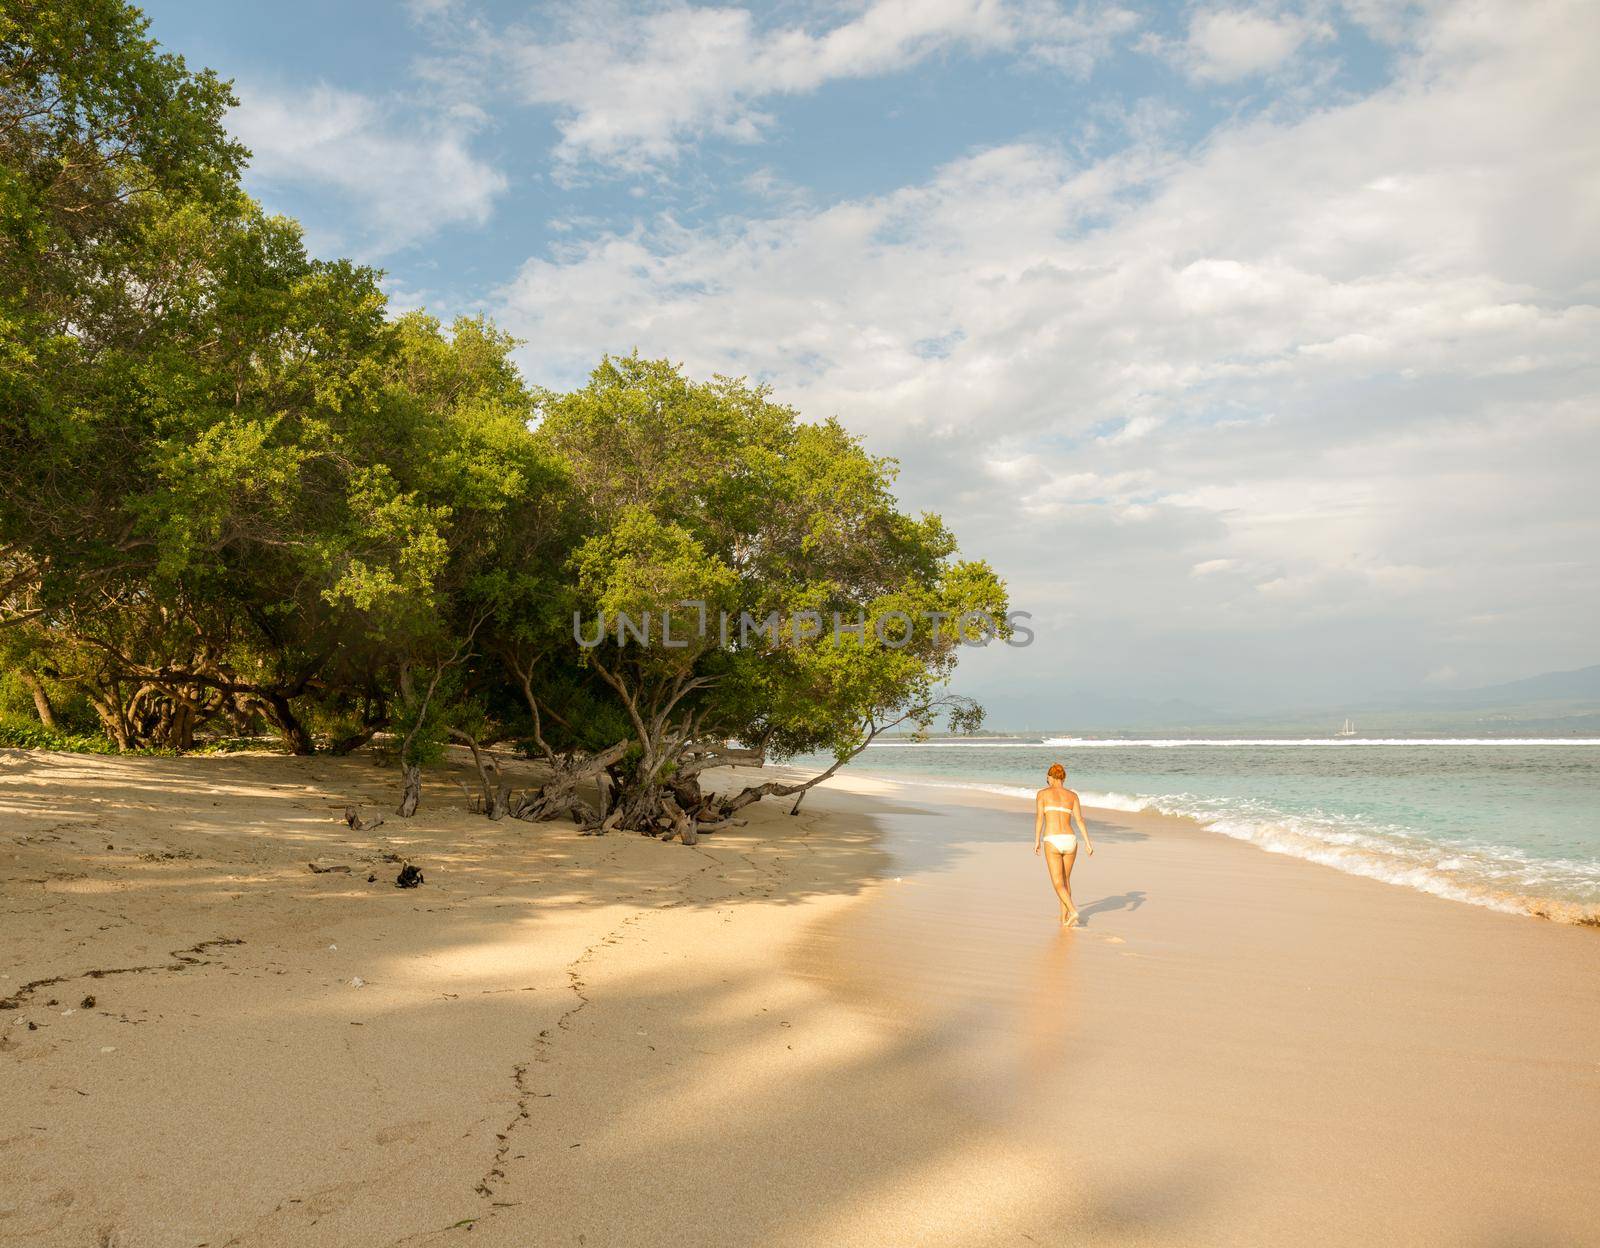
[374,1120,431,1146]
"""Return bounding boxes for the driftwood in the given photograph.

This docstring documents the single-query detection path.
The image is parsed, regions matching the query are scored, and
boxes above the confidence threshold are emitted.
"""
[688,816,744,833]
[509,741,627,825]
[344,805,385,832]
[659,796,697,845]
[564,770,750,842]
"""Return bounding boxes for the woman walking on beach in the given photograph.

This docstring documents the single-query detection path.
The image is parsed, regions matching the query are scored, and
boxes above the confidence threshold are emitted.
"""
[1035,763,1093,926]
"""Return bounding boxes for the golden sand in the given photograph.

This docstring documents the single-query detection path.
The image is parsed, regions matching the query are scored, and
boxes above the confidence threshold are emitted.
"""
[2,750,1596,1246]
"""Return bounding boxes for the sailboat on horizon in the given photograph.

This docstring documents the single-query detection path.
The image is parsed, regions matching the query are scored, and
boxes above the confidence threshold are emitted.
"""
[1335,717,1358,737]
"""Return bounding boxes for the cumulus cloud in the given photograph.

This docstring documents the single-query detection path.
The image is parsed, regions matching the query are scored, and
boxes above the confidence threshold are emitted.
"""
[508,0,1138,173]
[1177,6,1330,82]
[231,82,507,254]
[496,0,1600,704]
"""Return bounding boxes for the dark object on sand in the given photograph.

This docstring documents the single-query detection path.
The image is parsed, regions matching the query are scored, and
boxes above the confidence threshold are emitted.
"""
[367,873,377,883]
[344,805,385,832]
[396,862,424,889]
[81,995,95,1009]
[308,862,352,874]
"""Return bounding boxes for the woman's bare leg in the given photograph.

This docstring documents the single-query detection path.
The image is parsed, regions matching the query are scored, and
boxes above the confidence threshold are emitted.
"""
[1045,846,1078,925]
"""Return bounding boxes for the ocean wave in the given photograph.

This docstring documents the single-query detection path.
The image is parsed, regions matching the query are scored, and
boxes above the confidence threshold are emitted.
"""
[1129,796,1599,922]
[1150,797,1600,923]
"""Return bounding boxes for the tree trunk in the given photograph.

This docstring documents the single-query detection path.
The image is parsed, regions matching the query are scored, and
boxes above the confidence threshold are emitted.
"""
[450,729,512,821]
[167,694,198,752]
[329,698,387,755]
[19,673,56,729]
[397,763,422,817]
[262,693,315,755]
[668,773,708,817]
[510,742,626,826]
[612,772,666,832]
[220,693,257,735]
[85,686,132,751]
[327,728,376,755]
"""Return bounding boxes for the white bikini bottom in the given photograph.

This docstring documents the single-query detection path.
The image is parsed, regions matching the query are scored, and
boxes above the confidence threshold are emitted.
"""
[1043,833,1077,853]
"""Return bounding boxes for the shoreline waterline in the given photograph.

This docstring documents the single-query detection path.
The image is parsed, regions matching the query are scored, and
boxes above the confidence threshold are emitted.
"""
[787,745,1600,921]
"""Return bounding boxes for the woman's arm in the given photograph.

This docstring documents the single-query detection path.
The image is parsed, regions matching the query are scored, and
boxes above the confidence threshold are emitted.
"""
[1073,794,1094,855]
[1034,799,1044,855]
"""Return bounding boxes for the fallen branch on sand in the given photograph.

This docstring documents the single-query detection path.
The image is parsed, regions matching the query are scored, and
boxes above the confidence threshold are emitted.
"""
[344,805,385,832]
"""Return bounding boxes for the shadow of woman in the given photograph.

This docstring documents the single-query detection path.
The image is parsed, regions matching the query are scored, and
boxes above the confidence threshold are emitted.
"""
[1078,890,1147,926]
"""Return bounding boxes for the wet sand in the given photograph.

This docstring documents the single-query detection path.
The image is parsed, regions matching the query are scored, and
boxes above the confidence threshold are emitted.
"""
[2,751,1597,1246]
[796,776,1600,1245]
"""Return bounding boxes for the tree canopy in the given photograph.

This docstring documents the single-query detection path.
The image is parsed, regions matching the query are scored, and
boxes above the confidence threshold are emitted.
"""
[0,1,1010,836]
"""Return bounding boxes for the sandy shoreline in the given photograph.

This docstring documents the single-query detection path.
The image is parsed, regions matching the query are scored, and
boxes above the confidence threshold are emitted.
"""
[2,749,1597,1246]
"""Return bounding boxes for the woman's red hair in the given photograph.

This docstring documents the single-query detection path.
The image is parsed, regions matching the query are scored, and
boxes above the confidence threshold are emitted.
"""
[1047,762,1066,781]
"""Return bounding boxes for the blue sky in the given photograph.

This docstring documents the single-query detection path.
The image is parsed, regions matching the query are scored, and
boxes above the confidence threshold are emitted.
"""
[137,0,1600,726]
[143,1,1398,310]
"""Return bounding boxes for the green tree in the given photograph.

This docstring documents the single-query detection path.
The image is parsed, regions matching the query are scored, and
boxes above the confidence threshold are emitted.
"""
[537,355,1008,834]
[0,5,1007,839]
[1,0,245,626]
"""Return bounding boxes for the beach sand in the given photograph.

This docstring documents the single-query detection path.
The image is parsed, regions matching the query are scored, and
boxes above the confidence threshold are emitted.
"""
[1,749,1596,1247]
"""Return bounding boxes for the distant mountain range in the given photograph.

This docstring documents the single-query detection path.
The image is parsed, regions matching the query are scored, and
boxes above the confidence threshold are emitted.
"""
[1399,663,1600,707]
[1331,663,1600,732]
[992,664,1600,734]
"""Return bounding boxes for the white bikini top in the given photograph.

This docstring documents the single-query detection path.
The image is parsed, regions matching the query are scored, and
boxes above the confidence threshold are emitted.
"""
[1040,805,1073,813]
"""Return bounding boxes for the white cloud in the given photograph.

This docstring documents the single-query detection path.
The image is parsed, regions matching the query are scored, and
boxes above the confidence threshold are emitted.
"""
[1179,6,1329,83]
[1192,558,1240,576]
[508,0,1138,172]
[496,0,1600,701]
[231,83,507,253]
[1334,0,1425,44]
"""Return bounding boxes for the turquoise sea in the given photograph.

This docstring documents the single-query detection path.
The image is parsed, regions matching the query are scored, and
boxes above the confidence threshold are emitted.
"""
[801,735,1600,922]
